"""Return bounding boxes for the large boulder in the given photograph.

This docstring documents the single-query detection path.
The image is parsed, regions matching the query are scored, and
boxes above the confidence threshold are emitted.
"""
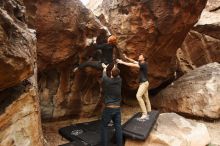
[87,0,207,91]
[35,0,105,120]
[125,113,211,146]
[0,1,43,145]
[180,31,220,67]
[23,0,38,29]
[36,0,208,120]
[0,0,36,89]
[178,0,220,74]
[36,0,103,70]
[194,0,220,40]
[151,63,220,119]
[0,80,43,146]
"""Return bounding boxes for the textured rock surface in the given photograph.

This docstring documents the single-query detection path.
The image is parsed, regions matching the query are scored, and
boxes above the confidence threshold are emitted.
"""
[36,0,103,70]
[87,0,207,90]
[0,1,43,145]
[0,81,43,146]
[0,0,36,89]
[151,63,220,119]
[38,66,102,120]
[178,0,220,73]
[176,48,195,76]
[194,0,220,40]
[180,30,220,67]
[36,0,105,120]
[23,0,38,28]
[125,113,211,146]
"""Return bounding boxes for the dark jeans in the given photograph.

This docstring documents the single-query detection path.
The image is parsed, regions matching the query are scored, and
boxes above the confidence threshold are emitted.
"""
[101,108,123,146]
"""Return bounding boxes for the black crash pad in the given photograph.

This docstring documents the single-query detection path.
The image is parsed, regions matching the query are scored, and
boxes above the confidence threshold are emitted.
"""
[59,120,115,146]
[122,110,160,140]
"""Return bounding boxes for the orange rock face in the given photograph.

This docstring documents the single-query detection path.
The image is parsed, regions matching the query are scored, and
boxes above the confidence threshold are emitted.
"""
[0,0,36,90]
[35,0,208,120]
[35,0,105,120]
[88,0,208,90]
[38,65,102,120]
[0,0,43,145]
[0,83,43,146]
[36,0,103,70]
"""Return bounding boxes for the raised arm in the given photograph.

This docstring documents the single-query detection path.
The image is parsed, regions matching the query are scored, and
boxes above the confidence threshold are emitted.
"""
[116,59,139,68]
[102,63,107,72]
[123,54,138,64]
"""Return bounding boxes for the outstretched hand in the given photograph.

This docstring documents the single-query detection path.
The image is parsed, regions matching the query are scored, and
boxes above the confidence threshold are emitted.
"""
[123,53,128,59]
[116,59,123,64]
[73,67,79,73]
[102,63,107,68]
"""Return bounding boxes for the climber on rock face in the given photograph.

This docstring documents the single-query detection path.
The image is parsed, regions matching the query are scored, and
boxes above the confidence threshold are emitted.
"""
[73,33,122,117]
[73,34,121,72]
[101,63,123,146]
[117,54,151,120]
[96,35,119,64]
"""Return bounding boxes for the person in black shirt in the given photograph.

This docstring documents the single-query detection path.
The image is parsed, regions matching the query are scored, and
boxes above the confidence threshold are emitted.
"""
[97,35,121,64]
[117,54,151,120]
[101,63,123,146]
[73,35,123,118]
[73,35,121,72]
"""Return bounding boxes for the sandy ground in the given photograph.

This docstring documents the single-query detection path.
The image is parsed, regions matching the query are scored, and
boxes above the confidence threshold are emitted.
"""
[42,105,220,146]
